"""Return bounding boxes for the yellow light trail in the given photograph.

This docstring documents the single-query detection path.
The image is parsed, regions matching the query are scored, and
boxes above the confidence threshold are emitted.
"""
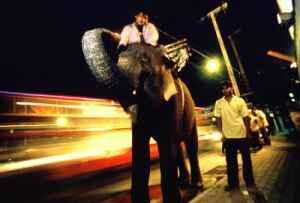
[0,131,134,174]
[16,101,129,118]
[0,124,57,129]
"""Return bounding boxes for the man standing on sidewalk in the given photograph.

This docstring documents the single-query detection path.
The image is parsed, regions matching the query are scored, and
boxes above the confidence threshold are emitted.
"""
[213,80,256,191]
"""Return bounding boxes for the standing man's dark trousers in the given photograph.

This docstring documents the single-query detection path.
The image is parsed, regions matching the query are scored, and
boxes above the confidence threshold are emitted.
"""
[224,138,255,188]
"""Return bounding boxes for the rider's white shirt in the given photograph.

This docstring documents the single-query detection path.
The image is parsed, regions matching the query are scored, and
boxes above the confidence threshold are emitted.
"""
[119,23,159,47]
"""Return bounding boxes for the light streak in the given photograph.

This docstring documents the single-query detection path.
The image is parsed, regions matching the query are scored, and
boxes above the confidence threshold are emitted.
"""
[16,101,129,118]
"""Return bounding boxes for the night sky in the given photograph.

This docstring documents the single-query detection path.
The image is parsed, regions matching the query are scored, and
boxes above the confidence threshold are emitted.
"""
[0,0,294,106]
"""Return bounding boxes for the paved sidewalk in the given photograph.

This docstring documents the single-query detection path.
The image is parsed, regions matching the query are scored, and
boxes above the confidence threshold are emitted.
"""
[191,136,300,203]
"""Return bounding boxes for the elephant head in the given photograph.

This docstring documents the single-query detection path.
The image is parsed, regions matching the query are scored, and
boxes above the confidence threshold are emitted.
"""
[82,29,178,109]
[117,43,178,104]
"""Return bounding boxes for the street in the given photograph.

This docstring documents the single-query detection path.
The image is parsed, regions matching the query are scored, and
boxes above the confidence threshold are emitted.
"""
[1,135,299,203]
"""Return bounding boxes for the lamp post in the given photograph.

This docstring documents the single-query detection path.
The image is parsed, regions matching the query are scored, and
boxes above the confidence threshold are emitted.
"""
[206,2,241,96]
[295,0,300,79]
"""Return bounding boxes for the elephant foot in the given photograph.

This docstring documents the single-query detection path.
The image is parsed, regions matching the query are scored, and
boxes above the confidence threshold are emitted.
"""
[177,177,190,189]
[189,181,204,191]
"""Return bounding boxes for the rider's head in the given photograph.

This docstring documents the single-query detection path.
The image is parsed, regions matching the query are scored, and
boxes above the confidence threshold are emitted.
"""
[134,11,146,26]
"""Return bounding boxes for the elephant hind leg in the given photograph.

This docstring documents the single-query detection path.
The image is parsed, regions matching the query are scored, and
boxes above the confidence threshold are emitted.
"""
[185,123,203,188]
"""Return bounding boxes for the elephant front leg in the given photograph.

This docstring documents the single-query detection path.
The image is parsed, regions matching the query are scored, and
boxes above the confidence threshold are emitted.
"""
[157,136,182,203]
[131,123,151,203]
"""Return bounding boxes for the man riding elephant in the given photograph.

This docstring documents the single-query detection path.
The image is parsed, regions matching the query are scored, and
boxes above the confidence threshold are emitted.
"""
[117,11,159,54]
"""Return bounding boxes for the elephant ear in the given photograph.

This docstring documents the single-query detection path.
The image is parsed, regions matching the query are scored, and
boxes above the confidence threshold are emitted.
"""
[161,68,177,101]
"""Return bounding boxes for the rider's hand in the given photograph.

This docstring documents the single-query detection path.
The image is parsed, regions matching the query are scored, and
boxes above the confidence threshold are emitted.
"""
[116,45,127,55]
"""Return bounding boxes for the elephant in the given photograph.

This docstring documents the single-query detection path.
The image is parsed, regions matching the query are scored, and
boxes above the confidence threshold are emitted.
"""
[82,28,203,203]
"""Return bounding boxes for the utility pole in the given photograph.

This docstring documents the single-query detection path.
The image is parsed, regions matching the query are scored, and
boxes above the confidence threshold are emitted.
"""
[295,0,300,80]
[207,2,240,96]
[228,34,251,92]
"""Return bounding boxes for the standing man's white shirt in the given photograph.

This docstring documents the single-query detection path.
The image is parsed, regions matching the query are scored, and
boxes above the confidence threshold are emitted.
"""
[214,96,249,138]
[119,23,159,47]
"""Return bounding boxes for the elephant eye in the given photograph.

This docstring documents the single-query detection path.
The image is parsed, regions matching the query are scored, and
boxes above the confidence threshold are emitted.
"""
[139,53,151,66]
[141,58,150,67]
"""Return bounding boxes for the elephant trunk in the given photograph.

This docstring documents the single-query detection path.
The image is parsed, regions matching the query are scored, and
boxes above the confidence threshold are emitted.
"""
[82,28,135,110]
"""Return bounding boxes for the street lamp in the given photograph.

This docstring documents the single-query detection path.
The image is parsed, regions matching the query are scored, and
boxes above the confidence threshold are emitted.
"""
[205,58,220,74]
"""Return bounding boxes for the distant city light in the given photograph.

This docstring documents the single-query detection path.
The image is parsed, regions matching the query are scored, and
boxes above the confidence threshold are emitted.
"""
[290,61,297,69]
[289,92,295,98]
[277,13,282,24]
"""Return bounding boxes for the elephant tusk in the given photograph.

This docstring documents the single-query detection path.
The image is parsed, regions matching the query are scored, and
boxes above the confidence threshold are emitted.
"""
[117,57,129,66]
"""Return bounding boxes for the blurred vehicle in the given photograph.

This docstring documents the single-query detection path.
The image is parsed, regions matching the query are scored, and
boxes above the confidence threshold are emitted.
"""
[0,91,217,180]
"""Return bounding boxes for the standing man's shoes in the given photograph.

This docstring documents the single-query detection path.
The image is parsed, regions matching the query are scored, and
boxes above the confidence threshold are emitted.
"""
[246,183,258,192]
[224,185,239,191]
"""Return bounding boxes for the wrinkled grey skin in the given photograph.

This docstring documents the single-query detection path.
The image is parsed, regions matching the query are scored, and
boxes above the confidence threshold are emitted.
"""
[117,44,175,104]
[82,28,135,109]
[118,44,203,203]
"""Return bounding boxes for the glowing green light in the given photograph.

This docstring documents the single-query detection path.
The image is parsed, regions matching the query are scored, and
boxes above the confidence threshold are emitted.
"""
[205,58,220,74]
